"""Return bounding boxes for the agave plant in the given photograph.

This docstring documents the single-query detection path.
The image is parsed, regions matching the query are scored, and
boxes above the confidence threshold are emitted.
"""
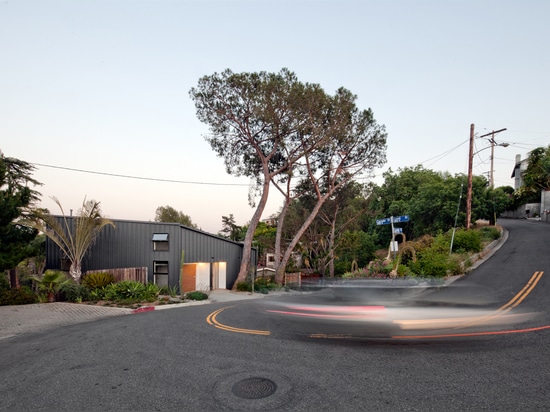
[31,270,71,302]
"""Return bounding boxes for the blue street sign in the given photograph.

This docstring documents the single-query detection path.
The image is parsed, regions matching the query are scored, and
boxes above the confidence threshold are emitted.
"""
[394,227,403,234]
[377,215,410,226]
[376,217,391,225]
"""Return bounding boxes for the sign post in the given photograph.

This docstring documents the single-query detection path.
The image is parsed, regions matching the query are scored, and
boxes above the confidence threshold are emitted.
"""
[376,215,410,259]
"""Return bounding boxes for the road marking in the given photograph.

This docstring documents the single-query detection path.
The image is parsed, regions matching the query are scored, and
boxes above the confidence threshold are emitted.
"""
[392,271,546,338]
[392,324,550,340]
[207,272,546,339]
[499,271,544,313]
[206,306,270,336]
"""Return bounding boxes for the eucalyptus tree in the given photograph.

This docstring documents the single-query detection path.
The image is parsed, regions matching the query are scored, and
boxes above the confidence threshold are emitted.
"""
[190,68,333,286]
[33,197,115,282]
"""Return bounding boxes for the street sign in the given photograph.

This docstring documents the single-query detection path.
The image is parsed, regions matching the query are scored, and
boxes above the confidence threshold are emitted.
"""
[376,215,410,225]
[393,227,403,234]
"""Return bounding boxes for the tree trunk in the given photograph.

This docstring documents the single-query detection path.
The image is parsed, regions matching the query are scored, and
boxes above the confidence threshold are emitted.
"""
[9,268,19,289]
[69,261,82,283]
[328,218,336,278]
[278,196,327,282]
[233,175,271,290]
[274,197,291,284]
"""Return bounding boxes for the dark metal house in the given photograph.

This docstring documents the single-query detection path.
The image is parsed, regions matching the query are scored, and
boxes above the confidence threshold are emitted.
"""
[45,218,257,290]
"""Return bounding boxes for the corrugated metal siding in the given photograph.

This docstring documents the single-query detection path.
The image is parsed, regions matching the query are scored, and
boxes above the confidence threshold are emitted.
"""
[45,217,255,289]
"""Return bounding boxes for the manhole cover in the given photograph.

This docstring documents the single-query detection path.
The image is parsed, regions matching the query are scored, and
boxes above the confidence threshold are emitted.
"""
[213,371,293,410]
[232,377,278,399]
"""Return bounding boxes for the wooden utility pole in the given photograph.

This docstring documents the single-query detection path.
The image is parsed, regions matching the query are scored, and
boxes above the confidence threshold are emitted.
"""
[466,124,475,230]
[479,128,508,188]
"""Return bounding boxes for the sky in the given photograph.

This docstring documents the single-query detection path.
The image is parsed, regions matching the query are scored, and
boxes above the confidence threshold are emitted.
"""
[2,0,549,234]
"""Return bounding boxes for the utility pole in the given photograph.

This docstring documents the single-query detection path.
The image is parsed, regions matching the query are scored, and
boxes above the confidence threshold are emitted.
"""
[479,128,507,188]
[466,124,475,230]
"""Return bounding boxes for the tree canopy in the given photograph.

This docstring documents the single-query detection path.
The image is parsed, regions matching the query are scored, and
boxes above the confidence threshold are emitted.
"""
[155,205,197,228]
[518,145,550,199]
[0,151,41,274]
[33,197,115,282]
[190,68,387,286]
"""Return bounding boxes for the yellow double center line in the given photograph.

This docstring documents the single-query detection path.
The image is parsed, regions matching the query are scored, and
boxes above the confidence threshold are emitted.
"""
[207,271,545,338]
[498,271,544,313]
[206,306,271,336]
[393,271,544,336]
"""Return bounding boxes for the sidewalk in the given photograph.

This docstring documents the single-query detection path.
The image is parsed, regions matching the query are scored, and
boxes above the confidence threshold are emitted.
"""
[0,289,280,340]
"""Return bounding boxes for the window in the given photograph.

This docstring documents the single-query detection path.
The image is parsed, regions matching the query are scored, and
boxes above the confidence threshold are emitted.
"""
[154,261,168,287]
[152,233,169,251]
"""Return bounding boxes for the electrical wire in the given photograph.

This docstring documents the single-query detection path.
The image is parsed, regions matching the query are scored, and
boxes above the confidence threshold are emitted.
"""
[31,162,250,187]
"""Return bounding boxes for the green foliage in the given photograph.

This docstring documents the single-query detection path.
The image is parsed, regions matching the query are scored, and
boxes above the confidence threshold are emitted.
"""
[160,285,179,298]
[0,285,37,305]
[88,288,106,302]
[58,283,90,303]
[0,272,10,291]
[100,281,159,303]
[30,269,71,301]
[82,272,115,289]
[0,152,41,272]
[335,231,378,275]
[342,259,394,278]
[254,276,280,293]
[185,290,208,301]
[235,281,252,292]
[451,229,482,253]
[155,205,197,228]
[32,197,115,282]
[480,226,501,241]
[409,251,461,277]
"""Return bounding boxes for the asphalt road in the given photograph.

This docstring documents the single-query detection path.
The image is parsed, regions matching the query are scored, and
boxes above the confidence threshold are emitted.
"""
[0,218,548,411]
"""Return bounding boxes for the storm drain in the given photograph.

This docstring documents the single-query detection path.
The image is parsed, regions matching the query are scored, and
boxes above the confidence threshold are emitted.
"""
[232,377,278,399]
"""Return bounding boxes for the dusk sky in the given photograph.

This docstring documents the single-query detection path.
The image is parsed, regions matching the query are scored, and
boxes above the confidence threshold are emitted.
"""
[2,0,548,233]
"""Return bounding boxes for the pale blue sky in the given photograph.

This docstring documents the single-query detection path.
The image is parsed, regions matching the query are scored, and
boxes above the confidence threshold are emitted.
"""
[2,0,548,233]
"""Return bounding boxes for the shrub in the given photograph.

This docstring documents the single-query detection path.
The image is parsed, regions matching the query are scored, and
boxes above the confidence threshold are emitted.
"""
[100,281,159,303]
[451,229,482,253]
[235,281,252,292]
[82,272,115,289]
[0,286,37,306]
[104,280,146,301]
[408,250,461,278]
[0,273,10,292]
[89,288,106,302]
[30,270,71,302]
[58,283,90,303]
[254,276,279,291]
[480,226,501,242]
[143,283,160,301]
[186,290,208,301]
[160,285,179,297]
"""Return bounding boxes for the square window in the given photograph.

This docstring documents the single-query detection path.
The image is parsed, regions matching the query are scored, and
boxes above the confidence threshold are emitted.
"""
[153,233,169,251]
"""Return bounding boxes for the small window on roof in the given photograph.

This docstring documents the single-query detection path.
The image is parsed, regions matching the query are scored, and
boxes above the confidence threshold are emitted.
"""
[153,233,169,251]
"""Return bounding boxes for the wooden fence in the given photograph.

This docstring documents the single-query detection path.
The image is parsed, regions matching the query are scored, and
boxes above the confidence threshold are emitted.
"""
[84,267,148,284]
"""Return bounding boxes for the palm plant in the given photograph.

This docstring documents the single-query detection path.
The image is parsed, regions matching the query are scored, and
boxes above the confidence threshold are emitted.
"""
[32,197,115,283]
[31,269,71,302]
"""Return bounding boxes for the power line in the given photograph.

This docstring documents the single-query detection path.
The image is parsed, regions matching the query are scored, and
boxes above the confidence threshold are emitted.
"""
[32,162,250,187]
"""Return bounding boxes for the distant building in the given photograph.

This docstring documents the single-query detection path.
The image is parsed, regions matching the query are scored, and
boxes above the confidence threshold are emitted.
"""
[511,154,529,190]
[45,218,257,291]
